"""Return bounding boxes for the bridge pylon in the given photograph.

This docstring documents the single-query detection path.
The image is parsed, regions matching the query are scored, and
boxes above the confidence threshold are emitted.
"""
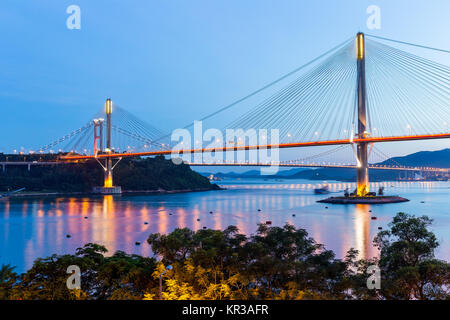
[355,32,369,197]
[104,98,114,188]
[92,98,122,194]
[93,118,104,156]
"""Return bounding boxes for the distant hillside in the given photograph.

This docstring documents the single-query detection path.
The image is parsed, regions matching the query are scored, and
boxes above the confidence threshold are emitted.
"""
[377,149,450,168]
[212,170,264,179]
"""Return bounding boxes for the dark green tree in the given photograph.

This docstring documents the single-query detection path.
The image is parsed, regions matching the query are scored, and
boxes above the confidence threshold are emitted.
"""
[10,254,88,300]
[355,212,450,300]
[0,264,18,300]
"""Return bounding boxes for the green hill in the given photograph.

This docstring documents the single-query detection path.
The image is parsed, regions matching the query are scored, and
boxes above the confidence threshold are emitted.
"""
[0,155,219,193]
[377,149,450,168]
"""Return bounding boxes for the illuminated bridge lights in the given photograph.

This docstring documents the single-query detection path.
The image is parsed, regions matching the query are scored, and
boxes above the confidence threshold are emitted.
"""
[59,133,450,161]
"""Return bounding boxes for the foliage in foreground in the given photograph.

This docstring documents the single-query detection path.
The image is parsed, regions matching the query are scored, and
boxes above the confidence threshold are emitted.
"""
[0,213,448,300]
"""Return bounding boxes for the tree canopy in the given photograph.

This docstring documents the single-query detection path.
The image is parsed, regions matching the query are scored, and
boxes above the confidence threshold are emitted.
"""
[1,212,448,300]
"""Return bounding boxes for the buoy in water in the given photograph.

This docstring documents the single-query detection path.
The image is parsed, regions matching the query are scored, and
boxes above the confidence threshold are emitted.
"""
[209,211,213,214]
[66,234,71,238]
[257,209,261,212]
[292,214,296,217]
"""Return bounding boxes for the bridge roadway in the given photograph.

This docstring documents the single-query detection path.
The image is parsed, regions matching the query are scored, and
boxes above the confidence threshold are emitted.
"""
[0,161,63,171]
[186,162,450,173]
[59,133,450,161]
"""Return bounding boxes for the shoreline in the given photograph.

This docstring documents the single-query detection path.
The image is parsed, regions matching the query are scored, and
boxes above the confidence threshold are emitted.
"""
[3,186,223,200]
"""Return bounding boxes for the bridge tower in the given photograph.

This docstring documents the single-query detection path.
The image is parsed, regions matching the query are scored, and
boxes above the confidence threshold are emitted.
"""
[104,98,114,187]
[356,32,369,196]
[92,98,122,194]
[93,118,104,155]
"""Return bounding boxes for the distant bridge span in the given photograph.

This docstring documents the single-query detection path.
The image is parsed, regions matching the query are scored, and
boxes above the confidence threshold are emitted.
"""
[186,162,450,173]
[1,160,448,174]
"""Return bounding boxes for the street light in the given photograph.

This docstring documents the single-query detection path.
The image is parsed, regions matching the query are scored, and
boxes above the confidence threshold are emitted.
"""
[159,265,173,300]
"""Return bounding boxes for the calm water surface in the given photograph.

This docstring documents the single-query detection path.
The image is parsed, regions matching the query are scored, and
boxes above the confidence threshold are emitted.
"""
[1,179,449,273]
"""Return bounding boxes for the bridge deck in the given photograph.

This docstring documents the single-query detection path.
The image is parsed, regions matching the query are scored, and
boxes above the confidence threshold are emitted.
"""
[59,133,450,161]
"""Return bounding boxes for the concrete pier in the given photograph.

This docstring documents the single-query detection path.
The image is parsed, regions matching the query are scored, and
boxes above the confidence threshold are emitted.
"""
[317,196,409,204]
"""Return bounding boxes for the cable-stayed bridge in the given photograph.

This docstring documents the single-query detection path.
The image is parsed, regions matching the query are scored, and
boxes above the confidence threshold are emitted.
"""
[19,33,449,195]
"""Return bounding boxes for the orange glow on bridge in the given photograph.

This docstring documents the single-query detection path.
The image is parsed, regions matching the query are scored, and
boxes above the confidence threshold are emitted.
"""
[59,133,450,161]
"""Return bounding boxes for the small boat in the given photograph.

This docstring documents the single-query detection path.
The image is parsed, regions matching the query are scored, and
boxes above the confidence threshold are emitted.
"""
[314,185,330,194]
[0,188,25,200]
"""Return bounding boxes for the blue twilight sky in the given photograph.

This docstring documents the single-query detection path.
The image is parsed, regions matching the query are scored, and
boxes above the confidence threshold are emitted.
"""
[0,0,449,161]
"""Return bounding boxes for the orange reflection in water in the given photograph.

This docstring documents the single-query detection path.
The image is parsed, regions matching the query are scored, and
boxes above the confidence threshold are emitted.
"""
[354,204,373,260]
[100,195,117,252]
[157,205,169,234]
[9,179,449,274]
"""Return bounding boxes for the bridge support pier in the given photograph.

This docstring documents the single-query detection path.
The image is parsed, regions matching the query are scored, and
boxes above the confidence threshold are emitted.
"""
[92,156,121,194]
[104,158,114,188]
[356,142,369,196]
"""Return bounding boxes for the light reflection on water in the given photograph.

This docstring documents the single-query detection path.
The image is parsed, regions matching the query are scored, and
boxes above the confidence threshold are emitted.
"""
[0,179,449,273]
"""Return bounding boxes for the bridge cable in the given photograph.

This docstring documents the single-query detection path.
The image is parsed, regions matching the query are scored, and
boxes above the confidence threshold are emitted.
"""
[150,36,354,144]
[366,34,450,54]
